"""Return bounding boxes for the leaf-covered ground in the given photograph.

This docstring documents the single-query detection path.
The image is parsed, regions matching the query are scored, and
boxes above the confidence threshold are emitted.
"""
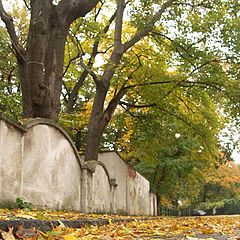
[0,209,240,239]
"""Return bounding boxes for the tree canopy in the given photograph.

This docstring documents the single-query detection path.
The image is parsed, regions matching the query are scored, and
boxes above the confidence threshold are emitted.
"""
[0,0,240,207]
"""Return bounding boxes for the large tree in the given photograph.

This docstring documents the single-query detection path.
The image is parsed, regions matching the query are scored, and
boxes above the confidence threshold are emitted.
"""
[1,0,239,162]
[0,0,99,120]
[61,0,240,161]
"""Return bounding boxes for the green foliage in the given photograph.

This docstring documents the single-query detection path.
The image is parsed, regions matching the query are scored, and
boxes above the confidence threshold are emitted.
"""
[0,26,22,120]
[16,197,34,211]
[198,201,225,211]
[0,0,240,208]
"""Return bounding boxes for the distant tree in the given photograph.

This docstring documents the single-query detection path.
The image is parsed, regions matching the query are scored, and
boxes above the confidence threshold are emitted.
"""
[203,159,240,202]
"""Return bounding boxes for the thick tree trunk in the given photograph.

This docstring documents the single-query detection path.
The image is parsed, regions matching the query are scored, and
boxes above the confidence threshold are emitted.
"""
[84,72,126,161]
[18,62,32,117]
[85,84,108,160]
[0,0,100,121]
[84,47,124,161]
[25,2,69,121]
[85,118,104,161]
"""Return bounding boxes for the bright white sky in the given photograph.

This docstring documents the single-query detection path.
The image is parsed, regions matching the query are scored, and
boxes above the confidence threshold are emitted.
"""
[231,151,240,164]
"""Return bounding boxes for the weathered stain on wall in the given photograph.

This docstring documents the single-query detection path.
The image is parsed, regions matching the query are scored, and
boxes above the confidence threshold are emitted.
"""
[0,113,157,215]
[127,166,137,179]
[22,124,82,210]
[0,117,25,206]
[91,164,111,213]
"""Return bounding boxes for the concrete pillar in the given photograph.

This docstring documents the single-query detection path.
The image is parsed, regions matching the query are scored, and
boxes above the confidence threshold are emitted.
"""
[0,115,26,207]
[110,178,118,214]
[81,168,89,213]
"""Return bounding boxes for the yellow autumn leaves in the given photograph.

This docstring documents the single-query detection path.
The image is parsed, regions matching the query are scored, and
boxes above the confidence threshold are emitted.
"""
[38,216,240,239]
[0,208,240,239]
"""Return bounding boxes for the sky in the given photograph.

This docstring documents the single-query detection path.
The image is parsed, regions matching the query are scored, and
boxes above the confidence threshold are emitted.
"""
[231,151,240,164]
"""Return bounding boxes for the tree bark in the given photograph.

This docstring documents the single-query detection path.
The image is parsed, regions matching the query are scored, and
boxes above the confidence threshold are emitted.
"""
[84,0,175,161]
[18,62,32,117]
[1,0,99,121]
[85,83,108,160]
[26,1,58,119]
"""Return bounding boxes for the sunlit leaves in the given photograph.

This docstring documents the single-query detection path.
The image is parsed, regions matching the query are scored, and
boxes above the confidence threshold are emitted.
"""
[0,27,21,120]
[1,209,240,240]
[204,160,240,202]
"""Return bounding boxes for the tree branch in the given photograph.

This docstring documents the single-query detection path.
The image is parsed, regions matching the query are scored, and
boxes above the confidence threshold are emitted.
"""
[120,101,156,109]
[63,54,79,77]
[157,106,199,132]
[178,97,195,114]
[123,0,175,51]
[68,31,99,83]
[102,85,127,123]
[65,10,117,111]
[123,79,225,93]
[94,0,104,21]
[114,0,125,52]
[78,56,99,83]
[188,58,223,76]
[151,32,197,66]
[119,103,141,118]
[99,0,126,88]
[58,0,100,24]
[0,0,26,62]
[23,0,31,10]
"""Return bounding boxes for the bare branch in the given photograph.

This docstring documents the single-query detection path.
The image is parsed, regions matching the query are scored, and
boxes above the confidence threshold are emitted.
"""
[62,82,70,103]
[0,0,26,62]
[119,103,140,118]
[123,80,175,90]
[94,0,104,21]
[68,32,99,83]
[178,97,195,114]
[92,10,117,57]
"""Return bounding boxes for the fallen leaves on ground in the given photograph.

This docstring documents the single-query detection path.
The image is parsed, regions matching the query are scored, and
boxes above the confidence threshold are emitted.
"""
[0,209,135,221]
[0,209,240,239]
[35,216,240,240]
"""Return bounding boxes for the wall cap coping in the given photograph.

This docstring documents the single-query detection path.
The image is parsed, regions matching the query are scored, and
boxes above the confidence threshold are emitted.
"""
[82,160,97,173]
[23,118,84,168]
[83,160,118,187]
[98,150,152,184]
[0,112,27,132]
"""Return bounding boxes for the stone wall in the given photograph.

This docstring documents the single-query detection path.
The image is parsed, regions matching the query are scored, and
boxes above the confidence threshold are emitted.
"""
[0,114,25,206]
[22,120,82,210]
[0,113,157,215]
